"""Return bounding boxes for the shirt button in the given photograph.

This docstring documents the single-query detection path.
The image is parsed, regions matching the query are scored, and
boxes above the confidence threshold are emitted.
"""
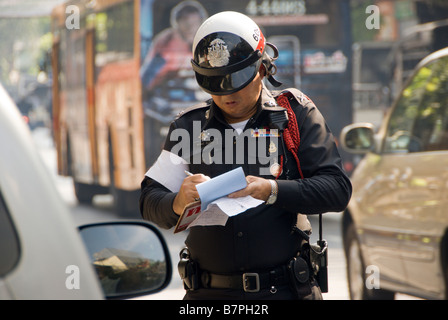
[237,232,243,237]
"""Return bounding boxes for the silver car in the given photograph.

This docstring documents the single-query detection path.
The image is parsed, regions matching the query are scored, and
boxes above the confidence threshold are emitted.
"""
[341,47,448,300]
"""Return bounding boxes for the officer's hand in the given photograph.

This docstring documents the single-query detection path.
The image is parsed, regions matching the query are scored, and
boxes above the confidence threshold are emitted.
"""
[228,175,271,202]
[172,174,210,215]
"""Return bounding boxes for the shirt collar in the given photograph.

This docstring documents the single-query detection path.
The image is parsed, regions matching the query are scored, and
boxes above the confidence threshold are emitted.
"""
[205,83,281,128]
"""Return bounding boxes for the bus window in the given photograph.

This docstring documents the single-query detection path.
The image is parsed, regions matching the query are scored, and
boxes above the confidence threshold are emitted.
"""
[95,1,135,68]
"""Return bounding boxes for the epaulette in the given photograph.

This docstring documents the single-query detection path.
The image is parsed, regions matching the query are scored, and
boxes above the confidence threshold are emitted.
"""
[175,100,211,120]
[261,88,286,112]
[277,88,315,107]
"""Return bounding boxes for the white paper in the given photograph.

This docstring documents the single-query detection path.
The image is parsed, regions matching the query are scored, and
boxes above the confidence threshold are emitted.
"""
[214,195,264,217]
[188,196,263,228]
[145,150,188,192]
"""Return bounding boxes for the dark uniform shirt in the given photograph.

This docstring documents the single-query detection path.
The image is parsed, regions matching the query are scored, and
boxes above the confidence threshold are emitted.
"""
[140,84,352,274]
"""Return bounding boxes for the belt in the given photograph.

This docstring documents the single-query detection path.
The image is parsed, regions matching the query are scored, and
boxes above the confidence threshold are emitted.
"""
[200,266,290,293]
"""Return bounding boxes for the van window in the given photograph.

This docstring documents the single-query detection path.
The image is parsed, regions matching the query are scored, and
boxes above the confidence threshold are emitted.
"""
[383,55,448,153]
[0,189,20,276]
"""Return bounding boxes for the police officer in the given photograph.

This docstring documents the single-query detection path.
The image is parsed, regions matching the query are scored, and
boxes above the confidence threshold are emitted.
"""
[140,11,352,300]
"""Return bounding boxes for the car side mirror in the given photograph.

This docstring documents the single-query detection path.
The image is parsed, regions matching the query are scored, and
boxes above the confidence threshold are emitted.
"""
[79,221,172,299]
[340,123,375,154]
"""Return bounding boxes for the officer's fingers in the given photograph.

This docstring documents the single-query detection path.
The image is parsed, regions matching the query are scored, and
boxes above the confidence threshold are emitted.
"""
[227,181,256,198]
[231,177,271,201]
[178,182,196,201]
[184,179,203,199]
[184,174,210,184]
[186,186,200,201]
[196,174,210,183]
[227,189,248,198]
[180,174,209,202]
[245,175,258,183]
[173,186,201,214]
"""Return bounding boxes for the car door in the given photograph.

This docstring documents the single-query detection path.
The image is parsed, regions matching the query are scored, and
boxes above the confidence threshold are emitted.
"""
[356,59,434,286]
[396,55,448,297]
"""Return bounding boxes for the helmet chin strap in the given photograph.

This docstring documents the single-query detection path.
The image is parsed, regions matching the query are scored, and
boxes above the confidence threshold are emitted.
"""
[262,42,282,87]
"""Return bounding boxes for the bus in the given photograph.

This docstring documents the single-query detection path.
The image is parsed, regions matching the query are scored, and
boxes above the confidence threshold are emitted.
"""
[51,0,353,216]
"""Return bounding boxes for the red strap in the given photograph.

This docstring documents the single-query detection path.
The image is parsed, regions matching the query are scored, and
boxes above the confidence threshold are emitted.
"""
[276,94,304,180]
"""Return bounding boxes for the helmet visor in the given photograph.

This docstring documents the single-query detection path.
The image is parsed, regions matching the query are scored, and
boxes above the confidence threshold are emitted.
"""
[195,60,260,95]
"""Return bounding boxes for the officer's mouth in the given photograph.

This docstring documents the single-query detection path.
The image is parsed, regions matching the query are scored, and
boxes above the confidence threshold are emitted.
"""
[225,100,238,107]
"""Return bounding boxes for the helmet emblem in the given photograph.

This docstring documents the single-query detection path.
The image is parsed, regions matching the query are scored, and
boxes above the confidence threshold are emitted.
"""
[207,38,230,67]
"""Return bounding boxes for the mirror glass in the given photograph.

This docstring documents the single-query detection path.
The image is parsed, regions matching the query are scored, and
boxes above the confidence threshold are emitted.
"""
[345,127,374,151]
[80,223,169,298]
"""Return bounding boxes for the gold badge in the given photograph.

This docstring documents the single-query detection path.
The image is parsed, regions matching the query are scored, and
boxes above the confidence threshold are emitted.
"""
[269,141,277,153]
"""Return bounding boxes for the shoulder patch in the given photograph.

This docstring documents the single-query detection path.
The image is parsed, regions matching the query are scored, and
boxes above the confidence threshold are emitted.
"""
[278,88,314,107]
[175,100,211,120]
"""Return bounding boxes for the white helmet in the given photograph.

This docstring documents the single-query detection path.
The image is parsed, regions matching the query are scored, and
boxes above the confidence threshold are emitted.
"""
[191,11,281,95]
